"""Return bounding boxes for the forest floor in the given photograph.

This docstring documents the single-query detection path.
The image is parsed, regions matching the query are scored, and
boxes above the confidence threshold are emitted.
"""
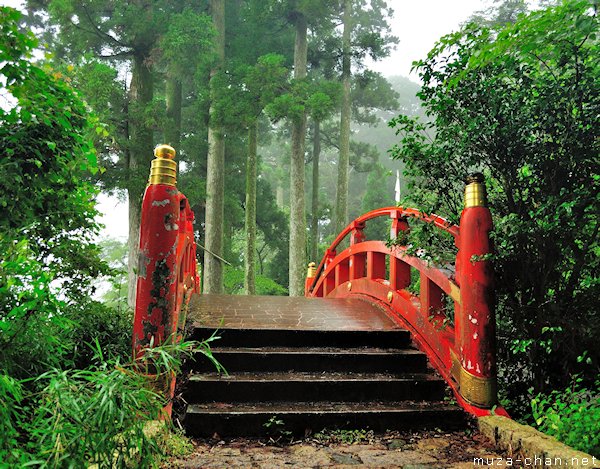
[165,427,517,468]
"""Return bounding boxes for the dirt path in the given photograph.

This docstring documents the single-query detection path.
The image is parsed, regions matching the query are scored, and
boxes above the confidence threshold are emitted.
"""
[166,428,515,468]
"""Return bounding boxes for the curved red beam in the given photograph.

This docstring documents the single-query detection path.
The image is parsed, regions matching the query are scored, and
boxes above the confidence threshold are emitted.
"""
[308,207,458,295]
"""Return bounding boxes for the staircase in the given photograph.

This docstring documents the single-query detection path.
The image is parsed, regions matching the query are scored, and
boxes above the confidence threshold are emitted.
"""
[182,295,467,437]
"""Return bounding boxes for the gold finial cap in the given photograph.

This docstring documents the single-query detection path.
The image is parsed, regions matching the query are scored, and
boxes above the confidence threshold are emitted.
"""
[154,144,176,160]
[149,144,177,186]
[464,172,486,208]
[307,262,317,278]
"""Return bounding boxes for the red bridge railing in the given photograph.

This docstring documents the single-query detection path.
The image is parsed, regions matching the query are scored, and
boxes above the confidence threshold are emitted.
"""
[306,175,506,416]
[132,144,200,415]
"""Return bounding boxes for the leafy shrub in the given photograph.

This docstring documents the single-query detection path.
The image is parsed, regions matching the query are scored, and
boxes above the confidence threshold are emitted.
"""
[27,363,163,468]
[0,8,207,467]
[389,1,600,413]
[531,379,600,457]
[0,340,206,467]
[0,6,111,379]
[64,300,133,369]
[224,266,288,295]
[0,240,69,379]
[0,374,23,463]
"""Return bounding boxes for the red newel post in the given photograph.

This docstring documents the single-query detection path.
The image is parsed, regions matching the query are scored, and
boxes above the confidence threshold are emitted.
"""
[132,144,181,360]
[456,173,497,408]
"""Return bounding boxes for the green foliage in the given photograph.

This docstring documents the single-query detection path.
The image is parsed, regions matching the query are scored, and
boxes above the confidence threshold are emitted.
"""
[531,379,600,457]
[1,7,107,295]
[28,362,162,468]
[0,374,22,462]
[65,300,133,369]
[389,0,599,417]
[352,70,399,125]
[263,415,292,440]
[467,0,530,28]
[0,240,67,378]
[361,164,391,239]
[159,8,215,76]
[224,266,288,296]
[0,6,111,377]
[0,10,215,466]
[0,340,207,467]
[96,238,129,312]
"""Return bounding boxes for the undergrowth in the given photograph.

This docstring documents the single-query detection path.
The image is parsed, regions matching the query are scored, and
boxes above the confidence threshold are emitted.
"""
[531,378,600,457]
[0,339,210,467]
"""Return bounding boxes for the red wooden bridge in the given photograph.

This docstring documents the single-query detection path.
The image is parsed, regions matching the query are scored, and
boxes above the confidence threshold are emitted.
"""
[132,145,507,436]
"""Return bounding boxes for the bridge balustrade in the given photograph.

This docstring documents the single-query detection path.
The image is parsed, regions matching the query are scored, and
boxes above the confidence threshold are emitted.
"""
[305,175,503,416]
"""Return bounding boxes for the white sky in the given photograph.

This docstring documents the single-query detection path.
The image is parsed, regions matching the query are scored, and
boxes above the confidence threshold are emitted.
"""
[2,0,487,240]
[371,0,486,79]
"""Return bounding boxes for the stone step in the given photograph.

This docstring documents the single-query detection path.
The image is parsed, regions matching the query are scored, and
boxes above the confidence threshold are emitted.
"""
[190,327,411,349]
[192,347,428,373]
[185,372,446,403]
[183,295,467,437]
[185,401,468,437]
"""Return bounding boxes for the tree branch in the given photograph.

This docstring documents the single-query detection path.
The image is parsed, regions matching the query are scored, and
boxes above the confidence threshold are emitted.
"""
[81,4,129,49]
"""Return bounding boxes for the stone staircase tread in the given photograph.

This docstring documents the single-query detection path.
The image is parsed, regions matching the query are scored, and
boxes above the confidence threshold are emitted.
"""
[187,400,462,415]
[188,371,442,382]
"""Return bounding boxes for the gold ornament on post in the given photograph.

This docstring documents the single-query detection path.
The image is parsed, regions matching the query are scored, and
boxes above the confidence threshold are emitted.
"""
[306,262,317,278]
[149,144,177,186]
[464,172,486,208]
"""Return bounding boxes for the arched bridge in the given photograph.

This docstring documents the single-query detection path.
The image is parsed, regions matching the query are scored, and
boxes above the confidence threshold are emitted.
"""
[132,145,507,436]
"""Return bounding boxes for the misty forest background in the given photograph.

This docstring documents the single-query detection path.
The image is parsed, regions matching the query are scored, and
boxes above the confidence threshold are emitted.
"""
[1,0,598,465]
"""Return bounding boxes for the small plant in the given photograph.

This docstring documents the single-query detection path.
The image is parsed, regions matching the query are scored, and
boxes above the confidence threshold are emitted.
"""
[263,415,292,440]
[531,378,600,457]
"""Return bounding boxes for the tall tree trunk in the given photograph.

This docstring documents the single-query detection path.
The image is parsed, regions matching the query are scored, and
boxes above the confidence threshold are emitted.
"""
[310,119,321,263]
[165,77,182,150]
[203,0,226,294]
[335,0,352,234]
[244,121,258,295]
[276,185,284,208]
[289,13,308,296]
[127,53,154,307]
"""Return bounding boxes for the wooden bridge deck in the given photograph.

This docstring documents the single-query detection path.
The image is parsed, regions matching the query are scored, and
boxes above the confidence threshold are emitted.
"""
[188,294,400,331]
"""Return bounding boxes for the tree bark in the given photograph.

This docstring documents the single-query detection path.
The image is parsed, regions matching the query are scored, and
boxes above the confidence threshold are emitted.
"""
[310,119,320,263]
[127,53,154,308]
[244,121,258,295]
[335,0,352,234]
[165,77,182,150]
[203,0,226,294]
[289,13,308,296]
